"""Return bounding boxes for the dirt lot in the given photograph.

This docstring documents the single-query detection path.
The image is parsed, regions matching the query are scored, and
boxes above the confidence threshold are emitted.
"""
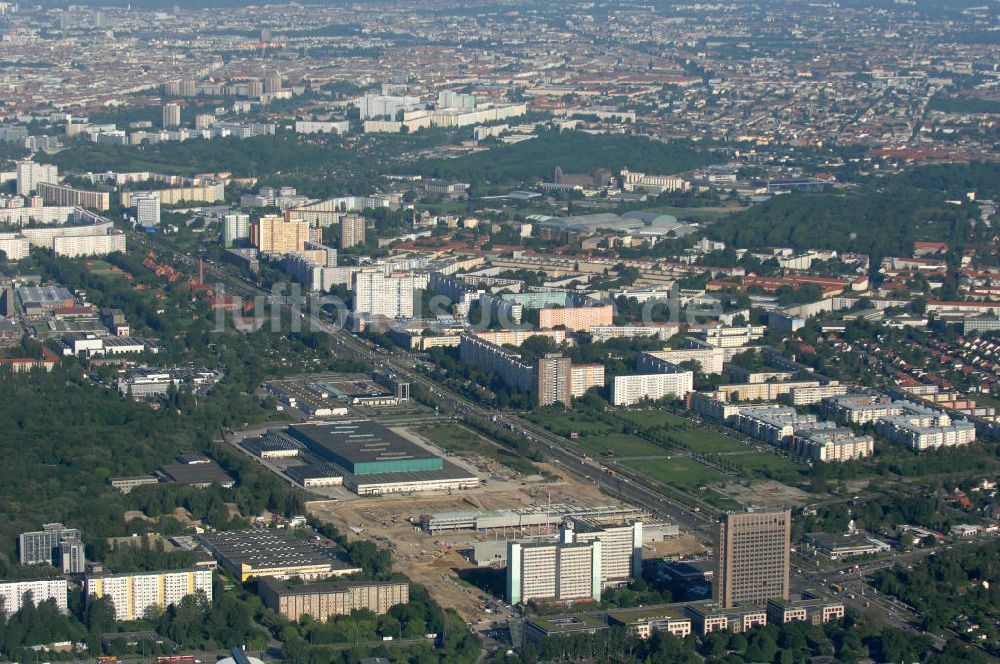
[642,533,707,559]
[713,479,811,506]
[307,463,622,621]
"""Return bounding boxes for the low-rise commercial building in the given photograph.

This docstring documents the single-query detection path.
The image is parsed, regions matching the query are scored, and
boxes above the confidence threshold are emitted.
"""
[607,606,693,639]
[197,528,362,582]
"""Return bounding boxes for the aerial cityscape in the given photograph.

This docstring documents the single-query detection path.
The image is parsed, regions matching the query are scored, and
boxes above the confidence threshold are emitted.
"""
[0,0,999,663]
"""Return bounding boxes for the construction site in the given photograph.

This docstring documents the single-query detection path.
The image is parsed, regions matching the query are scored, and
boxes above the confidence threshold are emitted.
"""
[306,461,704,621]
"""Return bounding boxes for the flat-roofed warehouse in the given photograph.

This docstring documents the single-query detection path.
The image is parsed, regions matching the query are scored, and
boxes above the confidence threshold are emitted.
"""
[284,421,481,496]
[197,528,362,582]
[286,421,442,474]
[258,577,409,621]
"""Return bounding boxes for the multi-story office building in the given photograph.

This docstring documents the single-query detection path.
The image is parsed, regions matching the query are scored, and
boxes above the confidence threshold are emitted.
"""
[715,509,791,608]
[222,213,251,247]
[352,271,416,319]
[16,160,58,196]
[19,523,81,566]
[254,214,309,255]
[59,537,86,574]
[36,182,110,211]
[507,539,601,605]
[133,193,160,228]
[0,578,67,614]
[258,578,408,621]
[85,568,213,621]
[340,214,366,248]
[565,520,642,588]
[162,103,181,128]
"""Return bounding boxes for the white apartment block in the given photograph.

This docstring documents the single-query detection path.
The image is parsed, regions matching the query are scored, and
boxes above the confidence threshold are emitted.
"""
[699,325,767,348]
[612,371,694,406]
[619,168,690,193]
[0,578,67,614]
[85,568,213,621]
[875,403,977,451]
[53,232,126,257]
[352,271,416,319]
[16,161,58,196]
[294,120,350,135]
[0,233,30,260]
[571,364,605,398]
[588,324,679,343]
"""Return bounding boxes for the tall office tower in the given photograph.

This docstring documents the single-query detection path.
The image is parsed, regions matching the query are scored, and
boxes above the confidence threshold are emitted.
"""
[565,520,643,587]
[352,271,416,319]
[133,193,161,228]
[18,523,82,566]
[506,539,602,605]
[248,79,264,98]
[162,103,181,128]
[339,214,366,249]
[222,212,251,247]
[254,214,309,255]
[16,160,58,196]
[715,508,791,608]
[536,354,572,407]
[264,74,282,94]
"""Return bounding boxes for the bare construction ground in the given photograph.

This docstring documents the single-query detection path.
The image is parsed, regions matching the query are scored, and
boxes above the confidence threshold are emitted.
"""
[307,462,620,621]
[713,479,811,507]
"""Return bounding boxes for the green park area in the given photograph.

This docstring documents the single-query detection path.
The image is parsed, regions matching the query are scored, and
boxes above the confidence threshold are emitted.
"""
[623,456,728,488]
[616,410,748,453]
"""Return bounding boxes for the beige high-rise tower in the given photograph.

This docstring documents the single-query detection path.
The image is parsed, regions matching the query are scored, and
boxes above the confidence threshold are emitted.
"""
[715,508,791,608]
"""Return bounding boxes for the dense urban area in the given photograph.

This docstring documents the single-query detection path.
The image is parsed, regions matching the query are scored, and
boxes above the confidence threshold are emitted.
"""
[1,0,999,663]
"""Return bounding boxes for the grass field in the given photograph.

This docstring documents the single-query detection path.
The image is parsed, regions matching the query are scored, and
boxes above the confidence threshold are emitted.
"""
[417,422,492,455]
[730,453,802,475]
[569,433,665,459]
[416,422,539,476]
[528,412,615,437]
[644,205,740,221]
[624,456,727,487]
[618,411,747,453]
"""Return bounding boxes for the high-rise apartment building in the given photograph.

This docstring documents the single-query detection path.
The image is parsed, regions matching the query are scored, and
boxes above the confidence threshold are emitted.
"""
[507,538,601,606]
[19,523,81,567]
[340,214,366,249]
[715,509,791,608]
[536,354,572,407]
[264,74,282,94]
[85,568,213,621]
[222,213,251,248]
[16,161,58,196]
[352,271,416,319]
[254,214,309,255]
[132,193,160,228]
[162,103,181,128]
